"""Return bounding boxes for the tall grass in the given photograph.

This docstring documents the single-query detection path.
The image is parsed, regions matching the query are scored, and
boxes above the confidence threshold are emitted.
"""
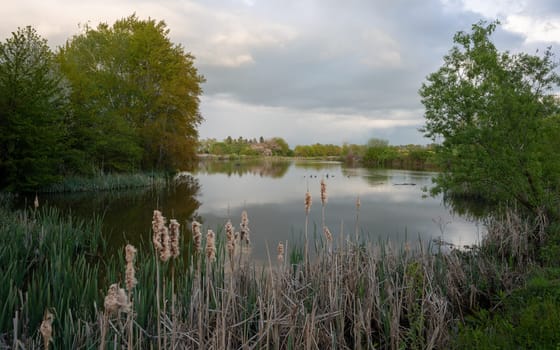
[41,171,167,193]
[0,190,538,349]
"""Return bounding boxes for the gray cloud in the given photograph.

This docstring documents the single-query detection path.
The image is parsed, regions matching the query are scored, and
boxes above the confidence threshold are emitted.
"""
[2,0,559,146]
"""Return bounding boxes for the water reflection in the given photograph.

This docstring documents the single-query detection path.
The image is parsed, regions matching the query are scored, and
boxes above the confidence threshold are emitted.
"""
[195,158,291,178]
[36,176,202,252]
[193,160,481,260]
[28,160,482,261]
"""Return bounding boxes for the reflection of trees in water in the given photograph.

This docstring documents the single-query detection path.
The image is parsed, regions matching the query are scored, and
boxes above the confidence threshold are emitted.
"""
[293,160,341,171]
[38,175,202,253]
[442,193,495,221]
[195,159,291,178]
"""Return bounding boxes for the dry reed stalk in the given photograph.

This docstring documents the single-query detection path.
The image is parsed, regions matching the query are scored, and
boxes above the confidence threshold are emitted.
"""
[34,194,39,210]
[152,210,164,350]
[323,226,333,254]
[169,219,180,259]
[168,219,180,349]
[238,211,250,268]
[304,191,312,272]
[277,242,284,265]
[225,220,236,268]
[101,284,130,350]
[39,309,53,350]
[355,195,360,241]
[320,178,327,229]
[240,210,250,245]
[206,229,216,262]
[192,220,202,254]
[152,210,164,252]
[125,244,137,350]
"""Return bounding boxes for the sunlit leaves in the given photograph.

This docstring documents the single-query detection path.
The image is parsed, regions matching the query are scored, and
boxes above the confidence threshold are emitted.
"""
[59,14,204,171]
[419,21,560,218]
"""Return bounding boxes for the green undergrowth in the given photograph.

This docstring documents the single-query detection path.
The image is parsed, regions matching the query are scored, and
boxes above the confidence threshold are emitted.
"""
[2,190,558,349]
[454,267,560,349]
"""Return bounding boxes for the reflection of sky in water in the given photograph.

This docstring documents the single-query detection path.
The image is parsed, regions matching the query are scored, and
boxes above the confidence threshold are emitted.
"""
[195,162,482,259]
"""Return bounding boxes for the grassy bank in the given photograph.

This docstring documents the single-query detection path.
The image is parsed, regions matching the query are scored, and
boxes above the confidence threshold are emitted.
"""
[0,192,557,348]
[40,171,167,193]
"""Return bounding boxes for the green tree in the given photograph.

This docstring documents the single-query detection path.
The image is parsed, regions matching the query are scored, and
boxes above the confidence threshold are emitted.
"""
[0,27,69,191]
[269,137,291,156]
[363,138,392,166]
[419,21,560,221]
[59,14,204,171]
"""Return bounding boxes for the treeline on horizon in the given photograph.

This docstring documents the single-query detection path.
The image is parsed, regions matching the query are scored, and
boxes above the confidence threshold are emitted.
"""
[198,136,437,169]
[0,15,204,192]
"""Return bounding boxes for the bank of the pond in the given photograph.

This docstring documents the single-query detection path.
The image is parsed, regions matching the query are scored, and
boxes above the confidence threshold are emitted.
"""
[2,193,557,349]
[39,171,168,193]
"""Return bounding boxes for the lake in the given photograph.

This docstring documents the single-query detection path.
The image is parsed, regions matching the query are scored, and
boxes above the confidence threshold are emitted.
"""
[37,159,482,260]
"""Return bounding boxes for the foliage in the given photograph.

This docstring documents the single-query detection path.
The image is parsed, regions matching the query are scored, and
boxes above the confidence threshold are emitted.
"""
[200,136,292,156]
[419,21,560,221]
[58,14,204,172]
[0,27,69,191]
[454,268,560,349]
[293,143,342,157]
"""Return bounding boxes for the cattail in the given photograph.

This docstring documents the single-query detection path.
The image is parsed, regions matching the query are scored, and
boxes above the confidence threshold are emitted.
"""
[305,191,312,214]
[206,229,216,262]
[320,178,327,205]
[356,195,361,210]
[323,226,333,242]
[152,210,164,252]
[159,225,171,262]
[225,220,235,259]
[169,219,180,258]
[104,283,129,314]
[34,194,39,209]
[277,242,284,264]
[192,221,202,253]
[240,210,250,244]
[125,244,137,292]
[39,310,53,350]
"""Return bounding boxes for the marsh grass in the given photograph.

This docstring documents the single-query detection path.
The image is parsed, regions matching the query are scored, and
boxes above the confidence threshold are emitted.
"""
[41,171,167,193]
[0,192,540,349]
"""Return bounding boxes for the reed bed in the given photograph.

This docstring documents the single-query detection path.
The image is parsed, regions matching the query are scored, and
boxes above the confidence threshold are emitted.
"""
[0,188,535,349]
[41,172,167,193]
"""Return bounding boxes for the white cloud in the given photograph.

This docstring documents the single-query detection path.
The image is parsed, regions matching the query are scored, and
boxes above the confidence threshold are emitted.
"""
[504,14,560,43]
[0,0,297,67]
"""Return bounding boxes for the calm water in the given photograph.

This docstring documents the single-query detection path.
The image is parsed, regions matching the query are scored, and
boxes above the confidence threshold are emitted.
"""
[36,160,482,259]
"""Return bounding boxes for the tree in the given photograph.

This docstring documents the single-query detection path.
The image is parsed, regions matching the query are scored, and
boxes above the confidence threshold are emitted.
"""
[58,14,205,171]
[0,27,69,191]
[419,21,560,221]
[363,138,393,166]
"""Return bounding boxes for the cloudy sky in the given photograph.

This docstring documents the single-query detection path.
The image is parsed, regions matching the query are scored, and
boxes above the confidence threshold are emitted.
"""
[2,0,560,146]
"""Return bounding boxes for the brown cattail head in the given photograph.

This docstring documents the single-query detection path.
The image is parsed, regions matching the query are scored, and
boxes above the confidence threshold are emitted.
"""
[152,210,164,252]
[104,283,130,315]
[159,225,171,262]
[206,229,216,262]
[169,219,180,259]
[277,242,284,264]
[40,309,53,350]
[320,178,327,205]
[34,194,39,209]
[305,191,312,214]
[192,221,202,253]
[240,210,250,244]
[323,226,333,242]
[225,220,235,259]
[125,244,137,292]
